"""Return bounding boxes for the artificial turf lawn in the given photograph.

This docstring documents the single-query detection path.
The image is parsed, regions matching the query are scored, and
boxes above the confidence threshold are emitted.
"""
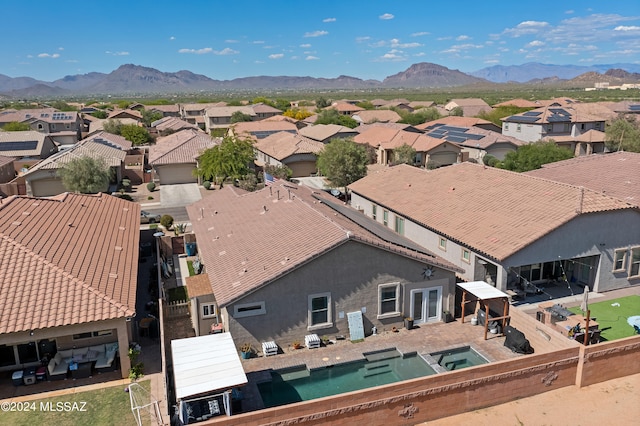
[569,295,640,341]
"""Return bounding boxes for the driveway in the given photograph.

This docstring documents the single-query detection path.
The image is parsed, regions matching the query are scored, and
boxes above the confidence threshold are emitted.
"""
[160,183,202,208]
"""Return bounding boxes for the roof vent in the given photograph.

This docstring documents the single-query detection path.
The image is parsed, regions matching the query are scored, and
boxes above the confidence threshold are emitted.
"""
[109,273,118,279]
[67,223,74,227]
[11,221,21,226]
[115,246,123,251]
[22,211,30,216]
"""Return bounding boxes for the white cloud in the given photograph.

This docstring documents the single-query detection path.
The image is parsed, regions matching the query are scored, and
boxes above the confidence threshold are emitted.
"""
[376,49,407,61]
[323,18,336,23]
[390,39,422,49]
[269,53,284,59]
[304,30,328,38]
[215,48,239,55]
[58,47,64,51]
[225,39,239,43]
[484,59,500,64]
[306,55,319,60]
[178,48,213,54]
[300,43,311,48]
[356,36,371,43]
[104,51,129,56]
[252,40,265,44]
[38,53,61,58]
[437,36,452,41]
[528,40,545,47]
[411,31,430,37]
[379,13,394,20]
[456,35,470,41]
[504,20,550,37]
[169,36,175,41]
[565,10,574,14]
[615,25,640,31]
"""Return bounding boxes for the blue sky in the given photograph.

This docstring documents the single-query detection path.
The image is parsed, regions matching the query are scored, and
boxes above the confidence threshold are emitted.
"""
[3,1,640,82]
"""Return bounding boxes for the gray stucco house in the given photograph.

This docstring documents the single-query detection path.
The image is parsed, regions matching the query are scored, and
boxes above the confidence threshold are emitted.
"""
[349,163,640,295]
[186,184,460,352]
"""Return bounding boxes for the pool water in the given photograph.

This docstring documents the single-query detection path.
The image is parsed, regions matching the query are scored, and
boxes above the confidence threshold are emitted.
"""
[430,346,488,371]
[258,349,435,407]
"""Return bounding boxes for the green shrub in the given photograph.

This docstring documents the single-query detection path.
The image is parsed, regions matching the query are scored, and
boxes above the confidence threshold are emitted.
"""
[160,214,174,229]
[147,182,156,192]
[114,193,134,201]
[203,181,211,190]
[147,196,154,200]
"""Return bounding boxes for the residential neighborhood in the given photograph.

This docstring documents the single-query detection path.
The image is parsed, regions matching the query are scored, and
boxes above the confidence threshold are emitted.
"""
[0,92,639,426]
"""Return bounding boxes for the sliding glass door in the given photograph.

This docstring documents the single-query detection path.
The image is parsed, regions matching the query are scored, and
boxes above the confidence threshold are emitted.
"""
[411,287,442,324]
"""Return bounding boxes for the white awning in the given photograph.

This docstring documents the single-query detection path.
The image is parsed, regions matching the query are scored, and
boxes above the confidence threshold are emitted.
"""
[457,281,509,300]
[171,332,248,400]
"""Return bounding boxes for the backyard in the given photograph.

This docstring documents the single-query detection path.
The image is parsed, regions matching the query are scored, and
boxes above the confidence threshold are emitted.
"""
[2,381,151,426]
[569,295,640,341]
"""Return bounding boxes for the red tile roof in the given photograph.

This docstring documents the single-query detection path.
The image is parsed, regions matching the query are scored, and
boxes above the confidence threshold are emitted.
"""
[149,129,219,165]
[254,132,324,160]
[0,193,139,333]
[525,152,640,207]
[349,163,637,261]
[187,184,457,307]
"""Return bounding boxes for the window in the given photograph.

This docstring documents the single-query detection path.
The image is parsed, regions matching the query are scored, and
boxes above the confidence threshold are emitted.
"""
[462,249,471,263]
[378,283,401,318]
[234,301,266,318]
[438,237,447,251]
[372,205,377,220]
[630,247,640,277]
[73,330,112,340]
[395,216,405,235]
[17,342,38,364]
[308,292,332,329]
[547,124,553,132]
[516,124,521,132]
[0,344,16,367]
[613,249,627,271]
[202,303,217,319]
[504,123,509,131]
[383,210,389,227]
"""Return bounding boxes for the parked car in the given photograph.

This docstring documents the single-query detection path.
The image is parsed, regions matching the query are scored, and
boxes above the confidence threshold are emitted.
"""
[140,210,161,224]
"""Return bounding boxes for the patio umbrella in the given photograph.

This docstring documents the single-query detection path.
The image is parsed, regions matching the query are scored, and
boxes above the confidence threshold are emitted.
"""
[580,286,589,313]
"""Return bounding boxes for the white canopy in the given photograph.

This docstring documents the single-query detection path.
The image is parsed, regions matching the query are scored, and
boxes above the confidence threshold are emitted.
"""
[171,332,248,400]
[457,281,509,300]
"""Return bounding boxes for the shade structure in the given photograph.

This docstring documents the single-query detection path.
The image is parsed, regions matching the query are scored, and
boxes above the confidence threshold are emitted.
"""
[171,332,248,400]
[457,281,509,300]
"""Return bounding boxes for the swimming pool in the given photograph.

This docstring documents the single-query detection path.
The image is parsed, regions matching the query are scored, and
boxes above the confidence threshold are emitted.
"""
[258,349,436,407]
[429,346,489,371]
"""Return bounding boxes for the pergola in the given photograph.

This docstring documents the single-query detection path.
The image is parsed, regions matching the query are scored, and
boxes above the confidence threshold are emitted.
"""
[458,281,511,340]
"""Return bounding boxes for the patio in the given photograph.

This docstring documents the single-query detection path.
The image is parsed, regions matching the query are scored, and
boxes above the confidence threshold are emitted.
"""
[237,314,537,413]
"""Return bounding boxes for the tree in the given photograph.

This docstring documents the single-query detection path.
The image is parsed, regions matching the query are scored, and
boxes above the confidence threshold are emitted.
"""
[605,115,640,152]
[283,108,314,120]
[315,109,358,128]
[196,136,254,187]
[50,101,76,111]
[264,164,292,180]
[356,101,375,110]
[397,107,441,125]
[317,138,368,193]
[230,111,253,123]
[141,109,163,127]
[449,106,464,117]
[102,119,123,135]
[59,156,110,194]
[392,143,417,165]
[3,121,31,131]
[91,110,108,119]
[315,97,331,109]
[498,141,574,172]
[120,124,152,145]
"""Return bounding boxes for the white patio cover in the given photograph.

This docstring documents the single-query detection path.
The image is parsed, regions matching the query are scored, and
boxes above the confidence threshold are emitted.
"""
[172,332,248,400]
[457,281,509,300]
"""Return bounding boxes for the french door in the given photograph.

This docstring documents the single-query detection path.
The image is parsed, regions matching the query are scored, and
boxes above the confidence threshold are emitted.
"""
[410,287,442,324]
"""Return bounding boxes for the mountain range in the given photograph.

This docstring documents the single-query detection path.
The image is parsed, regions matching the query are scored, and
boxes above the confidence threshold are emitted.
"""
[2,62,640,99]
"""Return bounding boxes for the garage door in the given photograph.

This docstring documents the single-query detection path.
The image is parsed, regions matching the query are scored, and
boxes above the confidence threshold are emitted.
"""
[157,164,198,185]
[30,178,67,197]
[429,152,459,168]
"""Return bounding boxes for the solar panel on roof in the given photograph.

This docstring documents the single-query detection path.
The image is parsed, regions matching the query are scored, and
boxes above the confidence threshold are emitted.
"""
[427,132,445,139]
[523,111,542,116]
[439,126,468,133]
[629,105,640,111]
[547,115,571,122]
[460,133,484,140]
[0,141,39,151]
[549,108,570,116]
[445,135,466,143]
[507,115,539,123]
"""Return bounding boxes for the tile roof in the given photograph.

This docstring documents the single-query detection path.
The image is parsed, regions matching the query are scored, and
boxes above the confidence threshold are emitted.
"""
[446,98,490,108]
[298,124,357,142]
[492,99,542,108]
[353,110,402,124]
[0,193,139,333]
[0,154,14,168]
[26,140,126,173]
[415,116,494,130]
[542,129,605,143]
[187,184,457,307]
[0,131,51,157]
[149,129,219,165]
[250,103,282,114]
[348,163,637,261]
[0,109,79,125]
[231,120,298,138]
[148,104,180,113]
[84,131,133,150]
[419,122,524,149]
[503,103,614,125]
[525,151,640,207]
[326,102,365,113]
[108,109,142,120]
[254,132,324,160]
[204,106,256,118]
[152,116,200,132]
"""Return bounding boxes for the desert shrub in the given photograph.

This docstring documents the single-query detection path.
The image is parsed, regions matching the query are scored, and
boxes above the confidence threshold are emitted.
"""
[203,181,211,190]
[160,214,174,229]
[147,182,156,192]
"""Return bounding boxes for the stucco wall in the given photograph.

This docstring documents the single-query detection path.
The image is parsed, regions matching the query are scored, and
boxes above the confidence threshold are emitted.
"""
[226,240,455,350]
